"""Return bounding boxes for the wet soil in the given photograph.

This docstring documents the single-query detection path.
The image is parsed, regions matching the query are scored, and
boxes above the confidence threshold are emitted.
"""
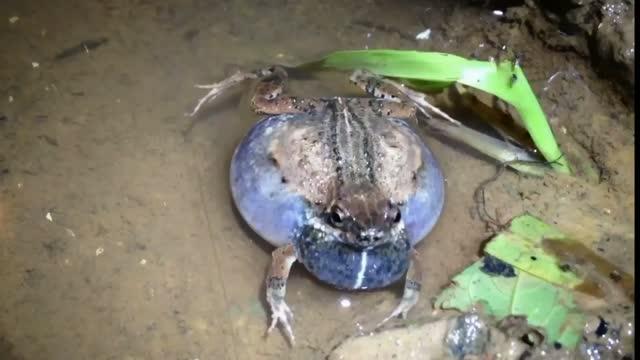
[0,0,634,359]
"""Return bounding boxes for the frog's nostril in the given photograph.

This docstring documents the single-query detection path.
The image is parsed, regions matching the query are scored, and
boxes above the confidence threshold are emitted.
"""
[359,233,383,243]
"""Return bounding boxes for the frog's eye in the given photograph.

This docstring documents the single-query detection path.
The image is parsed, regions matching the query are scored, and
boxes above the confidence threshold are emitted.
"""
[328,205,345,227]
[389,203,401,224]
[393,210,402,223]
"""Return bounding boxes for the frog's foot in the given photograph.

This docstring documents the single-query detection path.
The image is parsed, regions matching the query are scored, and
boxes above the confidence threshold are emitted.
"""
[266,286,295,344]
[377,279,421,327]
[265,244,298,346]
[376,250,423,328]
[189,70,260,116]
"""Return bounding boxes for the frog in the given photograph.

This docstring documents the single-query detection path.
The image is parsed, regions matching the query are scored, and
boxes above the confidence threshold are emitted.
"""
[228,66,445,345]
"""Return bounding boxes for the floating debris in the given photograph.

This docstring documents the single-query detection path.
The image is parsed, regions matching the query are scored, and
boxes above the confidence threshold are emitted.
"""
[65,228,76,238]
[45,212,53,222]
[31,62,40,68]
[415,28,432,40]
[8,16,19,24]
[140,259,147,265]
[54,37,109,61]
[351,19,415,41]
[339,298,352,308]
[96,247,104,256]
[492,10,504,16]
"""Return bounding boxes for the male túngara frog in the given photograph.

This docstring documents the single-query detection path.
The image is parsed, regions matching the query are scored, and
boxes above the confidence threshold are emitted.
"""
[228,67,445,344]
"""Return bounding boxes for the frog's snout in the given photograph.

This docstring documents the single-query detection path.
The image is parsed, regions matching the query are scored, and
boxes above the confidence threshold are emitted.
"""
[353,228,399,248]
[358,229,384,244]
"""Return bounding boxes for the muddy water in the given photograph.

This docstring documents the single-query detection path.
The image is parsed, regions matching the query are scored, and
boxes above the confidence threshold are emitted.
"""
[0,0,634,359]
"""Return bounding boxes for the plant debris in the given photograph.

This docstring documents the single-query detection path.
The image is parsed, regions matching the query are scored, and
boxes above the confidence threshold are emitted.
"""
[54,37,109,61]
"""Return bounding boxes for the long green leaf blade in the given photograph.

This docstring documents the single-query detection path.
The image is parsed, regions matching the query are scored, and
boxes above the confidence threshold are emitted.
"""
[317,49,571,174]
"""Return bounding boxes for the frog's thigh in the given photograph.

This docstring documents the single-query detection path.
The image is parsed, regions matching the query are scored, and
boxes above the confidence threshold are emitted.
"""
[230,114,309,247]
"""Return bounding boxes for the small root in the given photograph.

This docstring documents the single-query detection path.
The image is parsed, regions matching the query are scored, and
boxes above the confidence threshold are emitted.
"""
[473,162,511,233]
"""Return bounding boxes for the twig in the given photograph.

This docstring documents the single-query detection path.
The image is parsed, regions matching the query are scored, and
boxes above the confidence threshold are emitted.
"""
[473,160,513,231]
[473,154,564,231]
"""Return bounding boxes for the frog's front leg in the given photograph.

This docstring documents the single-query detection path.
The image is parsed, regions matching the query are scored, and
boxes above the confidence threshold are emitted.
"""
[265,243,298,345]
[250,66,323,115]
[377,249,423,327]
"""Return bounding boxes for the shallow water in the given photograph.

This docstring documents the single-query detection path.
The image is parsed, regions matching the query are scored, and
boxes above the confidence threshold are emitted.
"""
[0,0,634,359]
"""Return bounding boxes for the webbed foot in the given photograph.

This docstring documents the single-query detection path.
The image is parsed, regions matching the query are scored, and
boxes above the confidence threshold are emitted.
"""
[266,277,296,345]
[376,249,423,328]
[377,279,421,327]
[265,244,298,346]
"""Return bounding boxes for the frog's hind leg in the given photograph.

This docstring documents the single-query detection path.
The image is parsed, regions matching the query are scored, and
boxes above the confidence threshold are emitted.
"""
[349,69,461,126]
[376,249,423,328]
[188,70,260,116]
[250,66,324,115]
[265,243,298,346]
[349,69,417,119]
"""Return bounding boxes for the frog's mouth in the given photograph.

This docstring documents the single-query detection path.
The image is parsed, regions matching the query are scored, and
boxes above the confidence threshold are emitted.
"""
[294,224,411,290]
[339,228,394,249]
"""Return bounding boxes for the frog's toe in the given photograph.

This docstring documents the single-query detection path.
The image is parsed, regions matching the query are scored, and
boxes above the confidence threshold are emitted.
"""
[268,300,294,330]
[376,286,420,328]
[266,297,295,345]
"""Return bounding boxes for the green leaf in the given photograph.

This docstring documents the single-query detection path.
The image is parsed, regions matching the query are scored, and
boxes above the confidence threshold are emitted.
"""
[483,214,583,289]
[313,49,571,174]
[433,214,599,348]
[434,259,585,348]
[486,214,635,300]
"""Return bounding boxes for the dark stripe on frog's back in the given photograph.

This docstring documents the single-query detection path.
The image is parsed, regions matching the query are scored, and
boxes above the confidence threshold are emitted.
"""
[267,98,423,204]
[346,99,377,184]
[327,98,377,188]
[325,101,344,188]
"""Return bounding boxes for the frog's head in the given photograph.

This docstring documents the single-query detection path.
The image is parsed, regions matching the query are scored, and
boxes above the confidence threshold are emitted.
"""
[322,183,404,248]
[295,183,411,290]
